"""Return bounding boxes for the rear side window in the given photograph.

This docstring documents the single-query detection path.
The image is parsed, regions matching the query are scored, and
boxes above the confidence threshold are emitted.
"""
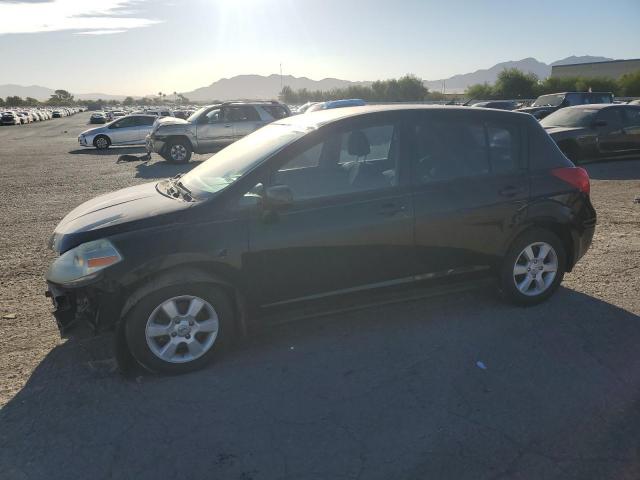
[412,117,489,183]
[262,105,289,119]
[486,123,520,174]
[226,106,260,122]
[412,115,521,184]
[136,116,155,126]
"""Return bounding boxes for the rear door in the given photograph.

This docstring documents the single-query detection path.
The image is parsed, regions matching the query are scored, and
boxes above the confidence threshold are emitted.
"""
[132,115,155,143]
[410,110,529,275]
[228,106,265,140]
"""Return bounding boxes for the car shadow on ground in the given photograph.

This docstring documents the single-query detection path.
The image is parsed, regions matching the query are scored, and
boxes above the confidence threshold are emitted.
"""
[134,160,203,179]
[583,157,640,180]
[69,147,148,156]
[1,286,639,479]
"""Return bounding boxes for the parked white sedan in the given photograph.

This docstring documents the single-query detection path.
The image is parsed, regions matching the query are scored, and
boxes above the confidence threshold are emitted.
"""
[78,115,157,149]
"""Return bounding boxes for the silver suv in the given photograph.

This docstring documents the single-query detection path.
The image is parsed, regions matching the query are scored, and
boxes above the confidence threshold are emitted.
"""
[146,101,291,163]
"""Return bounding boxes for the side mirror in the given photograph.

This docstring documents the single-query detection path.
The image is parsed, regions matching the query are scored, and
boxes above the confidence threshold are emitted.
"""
[592,120,608,128]
[264,184,293,209]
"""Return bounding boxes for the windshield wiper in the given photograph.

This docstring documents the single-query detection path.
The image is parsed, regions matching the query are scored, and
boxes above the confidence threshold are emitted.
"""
[174,179,193,201]
[162,176,193,202]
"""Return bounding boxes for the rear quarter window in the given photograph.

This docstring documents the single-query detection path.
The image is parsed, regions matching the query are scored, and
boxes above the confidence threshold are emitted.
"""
[527,116,573,170]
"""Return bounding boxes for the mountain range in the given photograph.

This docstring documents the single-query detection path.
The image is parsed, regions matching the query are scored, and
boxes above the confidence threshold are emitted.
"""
[0,55,616,101]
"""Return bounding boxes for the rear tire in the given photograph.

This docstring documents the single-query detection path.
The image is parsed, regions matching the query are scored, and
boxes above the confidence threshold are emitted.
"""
[94,135,111,150]
[124,283,234,374]
[166,139,192,164]
[499,229,566,306]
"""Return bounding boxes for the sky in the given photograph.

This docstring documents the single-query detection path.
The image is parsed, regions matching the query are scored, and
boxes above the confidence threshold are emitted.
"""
[0,0,638,96]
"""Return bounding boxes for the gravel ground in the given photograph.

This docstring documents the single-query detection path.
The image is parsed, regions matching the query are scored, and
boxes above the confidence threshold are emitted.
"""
[0,113,639,479]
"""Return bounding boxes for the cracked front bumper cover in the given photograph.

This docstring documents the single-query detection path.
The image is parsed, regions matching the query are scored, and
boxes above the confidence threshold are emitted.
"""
[45,281,121,337]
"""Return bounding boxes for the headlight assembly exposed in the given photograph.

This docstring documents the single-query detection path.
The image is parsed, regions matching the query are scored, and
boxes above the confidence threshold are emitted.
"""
[46,239,122,285]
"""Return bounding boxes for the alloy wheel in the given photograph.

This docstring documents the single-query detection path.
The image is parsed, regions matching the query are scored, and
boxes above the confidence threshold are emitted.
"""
[512,241,558,297]
[145,295,219,363]
[170,144,187,162]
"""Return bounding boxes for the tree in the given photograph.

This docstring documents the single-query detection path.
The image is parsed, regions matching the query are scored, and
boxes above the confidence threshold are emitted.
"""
[617,70,640,96]
[24,97,39,106]
[493,68,539,99]
[0,97,4,107]
[123,96,135,106]
[6,96,24,106]
[465,82,494,99]
[48,89,74,105]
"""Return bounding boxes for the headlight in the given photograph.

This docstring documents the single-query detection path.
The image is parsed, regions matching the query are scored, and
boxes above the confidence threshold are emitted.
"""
[46,239,122,285]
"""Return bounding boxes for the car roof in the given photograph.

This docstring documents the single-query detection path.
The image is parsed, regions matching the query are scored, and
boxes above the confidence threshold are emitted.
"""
[560,104,627,111]
[274,104,531,129]
[540,91,613,95]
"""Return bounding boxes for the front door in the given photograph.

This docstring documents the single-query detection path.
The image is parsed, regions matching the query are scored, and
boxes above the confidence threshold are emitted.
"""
[245,114,416,306]
[621,107,640,153]
[108,116,139,145]
[196,107,235,152]
[595,107,626,155]
[410,110,529,275]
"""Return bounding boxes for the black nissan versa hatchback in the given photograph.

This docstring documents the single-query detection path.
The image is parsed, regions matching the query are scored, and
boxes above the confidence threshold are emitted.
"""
[45,105,596,374]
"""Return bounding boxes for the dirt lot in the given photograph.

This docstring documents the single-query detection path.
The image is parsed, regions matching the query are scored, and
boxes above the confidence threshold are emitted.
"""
[1,112,639,479]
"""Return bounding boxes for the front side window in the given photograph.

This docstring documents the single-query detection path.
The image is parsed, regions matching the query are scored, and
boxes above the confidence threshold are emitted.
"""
[111,117,136,128]
[205,108,222,124]
[135,116,155,126]
[596,108,623,128]
[622,107,640,128]
[272,121,399,202]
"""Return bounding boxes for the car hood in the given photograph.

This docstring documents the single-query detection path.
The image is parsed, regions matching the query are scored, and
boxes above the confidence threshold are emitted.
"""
[51,182,194,253]
[155,117,190,127]
[80,126,106,136]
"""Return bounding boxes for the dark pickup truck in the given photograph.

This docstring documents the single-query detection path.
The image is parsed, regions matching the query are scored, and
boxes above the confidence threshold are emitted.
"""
[518,91,613,119]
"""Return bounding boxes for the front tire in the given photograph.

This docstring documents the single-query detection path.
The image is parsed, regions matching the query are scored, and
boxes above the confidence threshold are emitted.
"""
[166,139,192,164]
[499,229,566,306]
[124,283,234,374]
[94,135,111,150]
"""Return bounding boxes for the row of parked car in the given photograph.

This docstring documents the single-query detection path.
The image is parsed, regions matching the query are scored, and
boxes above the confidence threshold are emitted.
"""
[76,92,640,165]
[1,106,83,125]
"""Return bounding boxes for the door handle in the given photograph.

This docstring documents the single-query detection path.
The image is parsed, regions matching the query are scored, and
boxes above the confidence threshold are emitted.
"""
[498,186,525,198]
[378,203,406,216]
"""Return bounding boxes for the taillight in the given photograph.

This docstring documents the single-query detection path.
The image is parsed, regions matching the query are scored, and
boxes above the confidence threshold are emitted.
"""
[551,167,590,195]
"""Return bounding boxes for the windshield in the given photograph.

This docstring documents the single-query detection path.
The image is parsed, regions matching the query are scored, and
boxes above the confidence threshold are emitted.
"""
[532,94,564,107]
[180,123,307,197]
[540,108,597,128]
[187,106,209,123]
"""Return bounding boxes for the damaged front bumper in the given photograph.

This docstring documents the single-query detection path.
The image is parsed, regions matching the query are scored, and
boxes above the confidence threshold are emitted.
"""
[45,280,121,337]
